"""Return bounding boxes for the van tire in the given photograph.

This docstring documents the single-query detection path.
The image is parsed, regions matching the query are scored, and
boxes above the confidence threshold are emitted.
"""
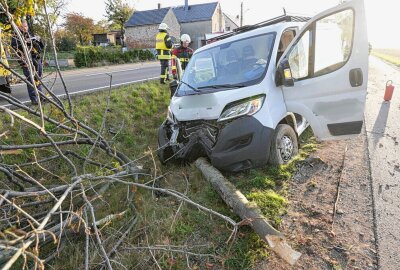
[269,124,298,165]
[157,146,174,165]
[157,126,174,165]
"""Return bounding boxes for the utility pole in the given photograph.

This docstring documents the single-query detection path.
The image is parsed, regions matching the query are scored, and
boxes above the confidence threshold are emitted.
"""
[240,2,243,27]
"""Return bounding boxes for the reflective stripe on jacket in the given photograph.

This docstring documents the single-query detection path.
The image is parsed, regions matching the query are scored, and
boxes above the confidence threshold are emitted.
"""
[156,31,172,60]
[0,42,11,77]
[171,46,194,73]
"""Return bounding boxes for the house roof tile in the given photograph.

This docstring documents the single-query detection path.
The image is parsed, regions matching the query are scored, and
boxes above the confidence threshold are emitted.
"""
[125,7,170,27]
[173,2,218,23]
[125,2,219,27]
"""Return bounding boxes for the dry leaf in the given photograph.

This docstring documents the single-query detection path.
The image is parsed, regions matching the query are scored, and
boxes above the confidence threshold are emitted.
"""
[167,257,175,266]
[205,262,214,269]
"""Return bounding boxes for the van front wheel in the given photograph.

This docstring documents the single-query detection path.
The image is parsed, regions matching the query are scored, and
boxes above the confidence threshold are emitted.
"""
[269,124,298,165]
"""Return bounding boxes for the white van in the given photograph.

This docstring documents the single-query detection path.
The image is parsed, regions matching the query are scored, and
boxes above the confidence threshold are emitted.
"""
[158,0,368,172]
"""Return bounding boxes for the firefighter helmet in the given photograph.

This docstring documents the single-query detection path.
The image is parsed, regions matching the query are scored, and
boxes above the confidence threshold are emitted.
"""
[158,23,169,31]
[180,34,191,43]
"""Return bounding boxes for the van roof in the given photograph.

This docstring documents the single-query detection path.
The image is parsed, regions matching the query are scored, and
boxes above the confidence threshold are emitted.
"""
[210,15,309,41]
[199,15,309,53]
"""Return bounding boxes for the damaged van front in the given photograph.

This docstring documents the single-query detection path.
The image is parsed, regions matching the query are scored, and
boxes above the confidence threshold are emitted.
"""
[158,0,369,172]
[158,31,279,172]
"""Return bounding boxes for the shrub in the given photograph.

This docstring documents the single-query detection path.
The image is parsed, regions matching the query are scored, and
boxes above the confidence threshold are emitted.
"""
[74,46,155,67]
[56,36,77,52]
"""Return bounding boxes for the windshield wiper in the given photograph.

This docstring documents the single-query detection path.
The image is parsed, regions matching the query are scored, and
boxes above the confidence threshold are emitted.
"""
[180,80,200,92]
[197,84,246,90]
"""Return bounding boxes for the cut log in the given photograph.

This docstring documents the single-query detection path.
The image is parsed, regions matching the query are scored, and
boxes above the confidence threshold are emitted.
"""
[195,157,301,265]
[0,150,23,155]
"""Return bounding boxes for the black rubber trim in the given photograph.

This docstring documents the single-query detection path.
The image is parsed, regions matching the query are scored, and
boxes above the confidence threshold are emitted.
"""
[327,121,363,136]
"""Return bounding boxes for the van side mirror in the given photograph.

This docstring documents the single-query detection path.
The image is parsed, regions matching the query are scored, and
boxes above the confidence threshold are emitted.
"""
[169,80,179,97]
[275,58,294,87]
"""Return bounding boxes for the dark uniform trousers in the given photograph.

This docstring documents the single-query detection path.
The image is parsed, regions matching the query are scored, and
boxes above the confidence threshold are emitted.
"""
[159,59,169,84]
[22,59,43,102]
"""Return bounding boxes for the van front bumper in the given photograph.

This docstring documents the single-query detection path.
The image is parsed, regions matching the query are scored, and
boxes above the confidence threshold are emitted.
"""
[158,116,274,172]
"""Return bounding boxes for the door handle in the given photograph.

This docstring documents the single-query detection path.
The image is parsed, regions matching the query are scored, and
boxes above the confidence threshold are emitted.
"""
[349,68,363,87]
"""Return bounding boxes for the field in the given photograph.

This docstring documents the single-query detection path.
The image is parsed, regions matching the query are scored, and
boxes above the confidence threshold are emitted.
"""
[371,48,400,66]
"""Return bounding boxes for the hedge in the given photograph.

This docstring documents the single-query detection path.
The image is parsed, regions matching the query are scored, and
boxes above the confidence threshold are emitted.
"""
[74,46,155,68]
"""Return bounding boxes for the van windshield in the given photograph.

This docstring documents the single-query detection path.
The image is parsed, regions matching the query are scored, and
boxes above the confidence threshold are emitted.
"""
[177,33,276,95]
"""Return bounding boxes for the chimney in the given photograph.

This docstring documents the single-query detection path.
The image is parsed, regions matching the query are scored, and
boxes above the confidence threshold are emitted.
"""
[185,0,188,10]
[158,3,161,9]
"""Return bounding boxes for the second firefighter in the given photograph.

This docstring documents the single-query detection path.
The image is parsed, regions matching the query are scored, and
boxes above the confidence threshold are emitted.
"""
[171,34,193,80]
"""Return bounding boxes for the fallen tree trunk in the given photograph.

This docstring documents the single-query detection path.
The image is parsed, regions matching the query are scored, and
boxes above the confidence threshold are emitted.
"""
[195,158,301,265]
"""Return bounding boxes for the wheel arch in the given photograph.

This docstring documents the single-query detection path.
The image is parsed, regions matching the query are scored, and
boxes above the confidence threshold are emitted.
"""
[278,113,297,134]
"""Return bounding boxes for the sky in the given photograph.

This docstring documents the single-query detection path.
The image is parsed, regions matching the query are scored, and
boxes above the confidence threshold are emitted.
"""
[66,0,400,49]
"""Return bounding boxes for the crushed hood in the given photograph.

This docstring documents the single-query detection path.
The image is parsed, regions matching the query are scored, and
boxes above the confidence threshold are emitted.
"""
[171,93,223,121]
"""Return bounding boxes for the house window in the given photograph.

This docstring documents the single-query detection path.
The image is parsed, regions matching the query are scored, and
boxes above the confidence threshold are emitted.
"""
[226,26,230,31]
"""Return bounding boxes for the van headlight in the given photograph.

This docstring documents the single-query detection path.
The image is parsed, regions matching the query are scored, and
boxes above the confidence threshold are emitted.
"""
[218,95,265,122]
[167,106,174,122]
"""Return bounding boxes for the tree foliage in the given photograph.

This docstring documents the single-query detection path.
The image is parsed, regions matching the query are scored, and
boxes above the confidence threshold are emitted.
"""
[64,12,95,46]
[31,0,67,35]
[104,0,134,47]
[94,19,111,33]
[0,0,44,28]
[55,28,76,51]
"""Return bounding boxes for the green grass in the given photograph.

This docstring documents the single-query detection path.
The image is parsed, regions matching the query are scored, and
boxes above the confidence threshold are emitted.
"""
[43,65,78,73]
[372,49,400,67]
[232,127,317,227]
[46,51,76,59]
[1,81,318,269]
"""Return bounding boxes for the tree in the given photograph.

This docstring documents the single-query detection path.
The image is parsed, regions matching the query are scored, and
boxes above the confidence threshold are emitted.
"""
[55,28,76,51]
[64,12,95,45]
[94,19,111,33]
[31,0,68,37]
[104,0,134,48]
[0,0,44,28]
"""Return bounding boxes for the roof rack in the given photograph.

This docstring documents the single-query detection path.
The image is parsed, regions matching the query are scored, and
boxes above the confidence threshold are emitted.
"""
[207,14,310,43]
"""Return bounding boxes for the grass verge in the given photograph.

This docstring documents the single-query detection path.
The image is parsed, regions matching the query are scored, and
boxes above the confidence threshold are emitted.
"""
[372,49,400,67]
[1,81,318,269]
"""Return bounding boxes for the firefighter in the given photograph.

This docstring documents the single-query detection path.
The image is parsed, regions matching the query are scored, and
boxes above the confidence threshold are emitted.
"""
[171,34,193,79]
[11,19,44,104]
[0,29,12,94]
[155,22,172,84]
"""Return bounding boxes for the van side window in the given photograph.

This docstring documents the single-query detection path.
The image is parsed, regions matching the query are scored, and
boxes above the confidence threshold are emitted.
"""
[288,30,310,79]
[314,9,354,76]
[277,29,296,64]
[285,9,354,81]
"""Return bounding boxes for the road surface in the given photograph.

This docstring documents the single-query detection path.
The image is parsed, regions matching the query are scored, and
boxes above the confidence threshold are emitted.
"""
[0,61,160,106]
[365,56,400,269]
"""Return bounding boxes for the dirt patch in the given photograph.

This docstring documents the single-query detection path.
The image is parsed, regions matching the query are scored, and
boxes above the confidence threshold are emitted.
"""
[254,135,378,269]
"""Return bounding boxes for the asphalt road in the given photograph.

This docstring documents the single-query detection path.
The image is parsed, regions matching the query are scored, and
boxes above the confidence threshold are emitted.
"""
[0,61,160,106]
[365,56,400,269]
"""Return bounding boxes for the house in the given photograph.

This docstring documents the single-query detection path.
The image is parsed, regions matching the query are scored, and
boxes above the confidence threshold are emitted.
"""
[124,5,180,49]
[125,1,225,50]
[223,13,239,32]
[93,30,122,46]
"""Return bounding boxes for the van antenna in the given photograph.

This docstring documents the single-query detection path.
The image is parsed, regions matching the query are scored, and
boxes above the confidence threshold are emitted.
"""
[283,7,286,16]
